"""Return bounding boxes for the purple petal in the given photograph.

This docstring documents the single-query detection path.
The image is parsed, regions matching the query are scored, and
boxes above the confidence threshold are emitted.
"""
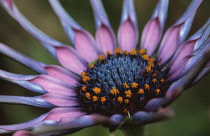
[166,39,210,99]
[144,98,170,112]
[49,0,101,62]
[90,0,116,54]
[157,0,202,64]
[96,24,116,54]
[0,0,88,73]
[13,130,38,136]
[0,70,47,94]
[117,0,138,51]
[189,66,210,87]
[0,0,63,47]
[132,108,174,124]
[29,75,76,96]
[74,29,101,62]
[168,38,210,82]
[141,0,168,56]
[45,108,85,123]
[33,114,120,135]
[0,43,47,74]
[169,19,210,71]
[0,113,49,131]
[167,55,194,81]
[191,18,210,50]
[0,95,55,108]
[42,93,79,107]
[55,46,87,75]
[44,65,79,85]
[0,43,80,84]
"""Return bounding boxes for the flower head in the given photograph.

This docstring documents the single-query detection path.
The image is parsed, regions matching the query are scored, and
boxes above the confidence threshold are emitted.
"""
[0,0,209,135]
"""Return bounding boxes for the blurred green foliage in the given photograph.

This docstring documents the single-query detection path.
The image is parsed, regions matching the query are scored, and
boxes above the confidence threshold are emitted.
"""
[0,0,209,136]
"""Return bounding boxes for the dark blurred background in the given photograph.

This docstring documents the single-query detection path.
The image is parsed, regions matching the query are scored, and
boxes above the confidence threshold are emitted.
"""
[0,0,209,136]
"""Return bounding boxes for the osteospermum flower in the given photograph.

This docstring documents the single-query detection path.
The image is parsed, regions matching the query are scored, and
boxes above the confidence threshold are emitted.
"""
[0,0,210,135]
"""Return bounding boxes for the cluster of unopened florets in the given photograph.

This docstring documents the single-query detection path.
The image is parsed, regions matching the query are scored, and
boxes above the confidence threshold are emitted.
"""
[77,48,168,116]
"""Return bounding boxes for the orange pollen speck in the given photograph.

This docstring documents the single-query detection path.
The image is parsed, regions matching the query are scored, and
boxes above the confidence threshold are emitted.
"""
[82,76,90,82]
[101,97,106,103]
[148,61,154,67]
[124,99,129,104]
[85,92,91,99]
[89,64,94,68]
[152,73,157,77]
[117,97,123,103]
[131,82,138,88]
[110,88,119,95]
[160,78,165,83]
[123,83,130,88]
[149,57,155,62]
[152,78,157,83]
[146,66,152,72]
[99,54,105,61]
[155,89,161,95]
[93,87,101,94]
[125,90,132,97]
[142,55,149,61]
[123,51,129,55]
[138,89,144,94]
[82,86,87,91]
[139,49,146,55]
[92,96,98,101]
[81,72,87,76]
[130,49,137,55]
[144,84,150,90]
[114,47,122,54]
[106,51,111,55]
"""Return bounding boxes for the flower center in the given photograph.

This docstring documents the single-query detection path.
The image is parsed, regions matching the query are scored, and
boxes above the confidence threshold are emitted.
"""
[77,48,169,116]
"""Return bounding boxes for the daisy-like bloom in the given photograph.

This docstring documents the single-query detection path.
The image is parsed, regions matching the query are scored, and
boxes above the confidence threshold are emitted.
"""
[0,0,210,135]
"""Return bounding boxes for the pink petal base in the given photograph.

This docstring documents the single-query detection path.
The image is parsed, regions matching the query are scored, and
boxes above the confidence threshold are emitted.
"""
[29,75,76,96]
[118,18,138,51]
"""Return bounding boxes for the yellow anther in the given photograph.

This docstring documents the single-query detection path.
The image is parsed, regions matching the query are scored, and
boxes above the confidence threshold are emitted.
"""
[92,96,98,101]
[130,49,137,55]
[123,83,130,88]
[139,49,146,55]
[85,92,91,99]
[149,57,155,62]
[158,63,162,67]
[148,61,154,67]
[106,51,111,55]
[131,82,138,88]
[101,97,106,103]
[152,73,157,77]
[82,76,90,82]
[123,109,128,113]
[93,87,101,94]
[155,89,161,95]
[125,90,132,98]
[117,96,123,103]
[114,47,122,54]
[123,51,129,55]
[110,87,119,95]
[124,99,129,104]
[82,86,87,91]
[138,89,144,94]
[146,66,152,72]
[152,78,157,83]
[160,78,165,83]
[81,72,87,76]
[142,55,149,61]
[89,64,94,68]
[99,54,105,61]
[144,84,150,90]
